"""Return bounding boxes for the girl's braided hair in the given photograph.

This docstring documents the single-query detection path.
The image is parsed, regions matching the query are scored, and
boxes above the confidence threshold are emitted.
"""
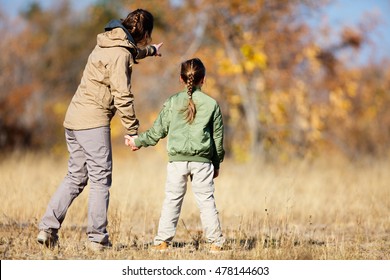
[180,58,206,123]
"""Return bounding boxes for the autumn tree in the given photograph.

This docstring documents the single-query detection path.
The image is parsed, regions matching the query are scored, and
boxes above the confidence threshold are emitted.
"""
[0,0,119,150]
[1,0,389,160]
[170,0,388,159]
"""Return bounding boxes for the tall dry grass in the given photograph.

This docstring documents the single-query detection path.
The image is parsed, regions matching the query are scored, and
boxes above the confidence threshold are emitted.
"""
[0,147,389,260]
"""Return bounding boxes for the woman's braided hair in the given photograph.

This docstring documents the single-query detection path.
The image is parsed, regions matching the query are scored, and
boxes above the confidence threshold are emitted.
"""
[180,58,206,124]
[122,9,154,47]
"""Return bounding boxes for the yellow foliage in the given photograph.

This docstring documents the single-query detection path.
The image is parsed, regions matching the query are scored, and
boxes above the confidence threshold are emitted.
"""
[216,50,242,75]
[228,94,242,105]
[240,44,253,58]
[219,60,242,75]
[253,53,267,69]
[346,81,358,97]
[216,42,267,76]
[310,109,325,131]
[364,106,377,121]
[308,106,325,142]
[243,60,256,72]
[308,129,322,142]
[296,115,310,130]
[269,91,289,124]
[203,77,220,99]
[240,44,267,72]
[229,106,241,125]
[303,45,321,72]
[330,88,352,115]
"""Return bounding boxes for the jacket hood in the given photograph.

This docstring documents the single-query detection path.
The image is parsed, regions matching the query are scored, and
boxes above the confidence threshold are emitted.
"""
[105,19,136,44]
[97,19,137,49]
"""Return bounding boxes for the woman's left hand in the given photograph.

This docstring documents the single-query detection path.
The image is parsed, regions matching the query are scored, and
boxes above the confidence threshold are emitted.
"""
[124,135,139,151]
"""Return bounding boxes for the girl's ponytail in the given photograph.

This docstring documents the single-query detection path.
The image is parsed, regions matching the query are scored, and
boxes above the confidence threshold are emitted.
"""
[180,58,206,124]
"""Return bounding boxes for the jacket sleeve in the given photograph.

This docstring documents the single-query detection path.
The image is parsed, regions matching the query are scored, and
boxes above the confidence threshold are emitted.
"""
[135,45,156,60]
[134,99,171,147]
[109,52,139,135]
[212,103,225,169]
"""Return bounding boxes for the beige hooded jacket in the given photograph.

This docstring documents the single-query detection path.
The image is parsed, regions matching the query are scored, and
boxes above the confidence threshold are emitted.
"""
[63,25,155,135]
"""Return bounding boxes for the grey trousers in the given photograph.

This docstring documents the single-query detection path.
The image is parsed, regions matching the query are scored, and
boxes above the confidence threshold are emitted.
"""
[39,126,112,244]
[154,161,225,247]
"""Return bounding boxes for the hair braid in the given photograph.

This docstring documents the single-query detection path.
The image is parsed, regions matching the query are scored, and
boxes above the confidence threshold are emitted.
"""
[131,13,139,32]
[187,73,194,98]
[122,9,154,47]
[180,58,205,124]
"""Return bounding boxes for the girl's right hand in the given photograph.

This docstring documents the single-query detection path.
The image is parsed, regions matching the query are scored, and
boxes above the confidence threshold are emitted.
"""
[213,169,219,179]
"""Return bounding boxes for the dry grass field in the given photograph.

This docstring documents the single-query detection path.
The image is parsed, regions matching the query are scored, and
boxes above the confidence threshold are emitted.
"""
[0,147,389,260]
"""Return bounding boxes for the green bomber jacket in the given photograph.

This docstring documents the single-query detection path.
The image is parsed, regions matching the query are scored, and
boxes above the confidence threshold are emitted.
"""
[134,88,225,169]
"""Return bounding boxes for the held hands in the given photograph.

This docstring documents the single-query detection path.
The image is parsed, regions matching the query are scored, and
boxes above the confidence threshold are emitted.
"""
[124,135,139,151]
[152,42,163,57]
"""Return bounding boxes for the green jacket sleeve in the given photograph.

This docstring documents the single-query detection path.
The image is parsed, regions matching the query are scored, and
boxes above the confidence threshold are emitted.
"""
[212,104,225,169]
[134,99,171,147]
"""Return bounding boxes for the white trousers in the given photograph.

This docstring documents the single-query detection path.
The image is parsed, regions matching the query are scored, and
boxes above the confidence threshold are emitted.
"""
[154,161,225,247]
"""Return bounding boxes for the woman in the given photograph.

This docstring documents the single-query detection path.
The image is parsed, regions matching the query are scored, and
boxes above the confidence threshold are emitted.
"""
[37,9,163,251]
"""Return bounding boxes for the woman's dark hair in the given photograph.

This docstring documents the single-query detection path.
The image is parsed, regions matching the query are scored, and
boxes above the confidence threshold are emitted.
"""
[180,58,206,123]
[122,9,154,46]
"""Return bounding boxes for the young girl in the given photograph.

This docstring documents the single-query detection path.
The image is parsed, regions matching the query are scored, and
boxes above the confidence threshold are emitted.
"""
[126,58,225,252]
[37,9,162,251]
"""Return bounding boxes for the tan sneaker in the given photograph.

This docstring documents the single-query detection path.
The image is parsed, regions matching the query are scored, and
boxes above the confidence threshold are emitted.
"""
[151,241,169,252]
[209,244,223,254]
[37,230,58,249]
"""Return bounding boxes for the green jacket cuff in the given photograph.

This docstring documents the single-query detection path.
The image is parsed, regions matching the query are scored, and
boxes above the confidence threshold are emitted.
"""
[134,137,142,147]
